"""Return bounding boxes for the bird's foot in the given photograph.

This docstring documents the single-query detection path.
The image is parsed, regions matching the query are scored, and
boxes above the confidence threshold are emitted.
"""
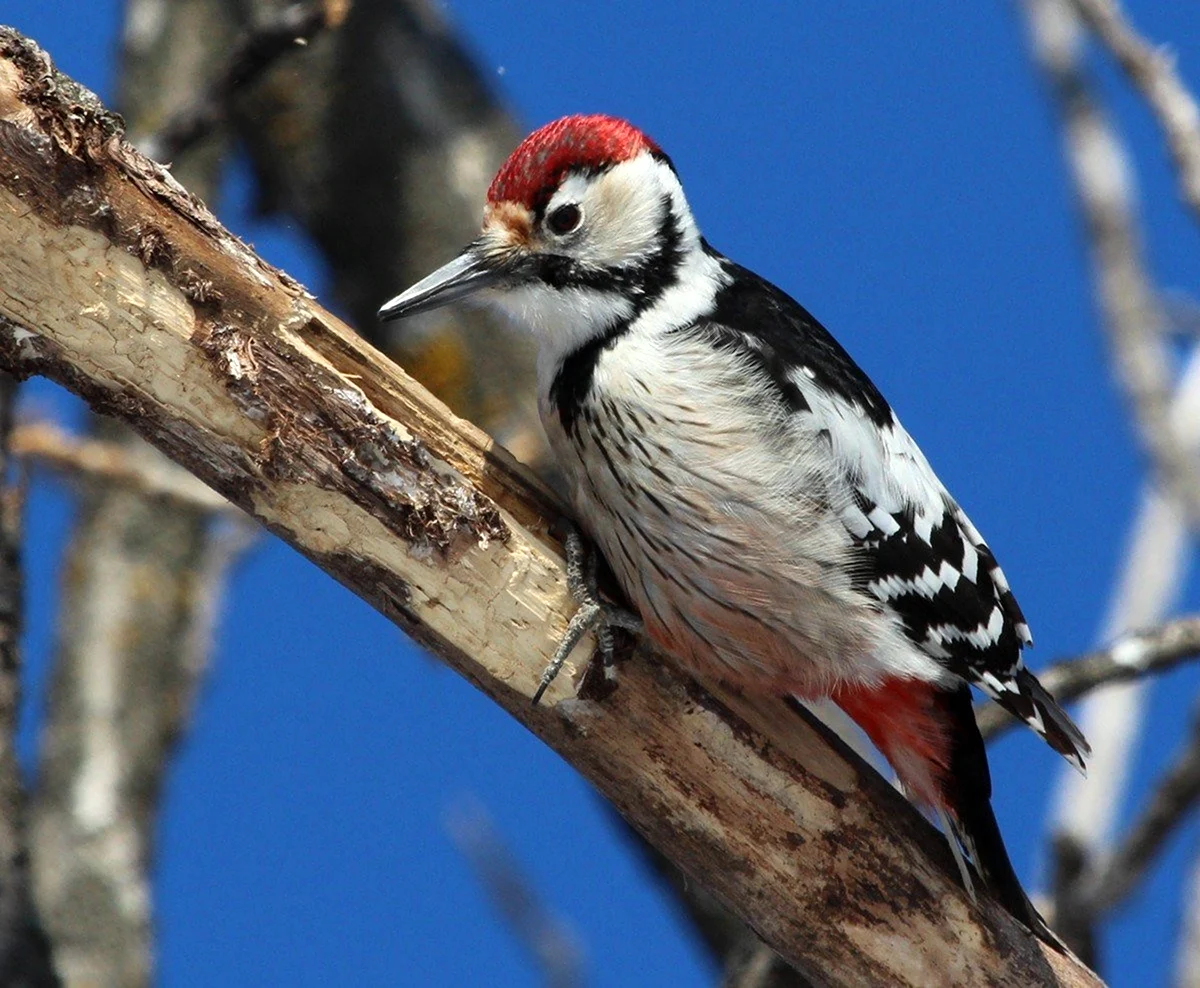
[532,524,643,705]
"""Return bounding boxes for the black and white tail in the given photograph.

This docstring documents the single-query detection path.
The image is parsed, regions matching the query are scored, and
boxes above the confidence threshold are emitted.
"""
[935,685,1064,948]
[976,666,1091,774]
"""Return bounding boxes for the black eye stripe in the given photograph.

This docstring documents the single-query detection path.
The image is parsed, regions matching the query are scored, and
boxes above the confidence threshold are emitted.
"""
[547,203,582,235]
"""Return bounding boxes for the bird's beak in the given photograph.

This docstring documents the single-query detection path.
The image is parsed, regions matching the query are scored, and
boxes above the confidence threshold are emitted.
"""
[378,241,509,322]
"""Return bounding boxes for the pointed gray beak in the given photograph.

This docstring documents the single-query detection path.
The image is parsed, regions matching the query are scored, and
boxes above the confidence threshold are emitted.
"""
[378,243,507,322]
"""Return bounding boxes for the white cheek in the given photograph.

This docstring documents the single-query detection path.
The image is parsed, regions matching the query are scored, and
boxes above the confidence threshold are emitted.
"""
[481,282,633,369]
[551,158,669,269]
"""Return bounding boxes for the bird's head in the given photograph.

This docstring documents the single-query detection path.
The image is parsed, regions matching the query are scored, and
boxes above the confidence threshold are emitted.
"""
[378,115,707,359]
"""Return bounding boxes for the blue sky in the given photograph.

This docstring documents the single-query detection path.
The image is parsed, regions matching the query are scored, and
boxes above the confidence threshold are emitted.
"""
[8,3,1200,985]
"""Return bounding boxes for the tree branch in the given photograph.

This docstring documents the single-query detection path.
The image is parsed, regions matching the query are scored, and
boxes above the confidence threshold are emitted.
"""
[0,373,57,986]
[1083,703,1200,912]
[977,616,1200,740]
[0,27,1100,987]
[11,421,236,512]
[1068,0,1200,226]
[1174,846,1200,987]
[720,939,815,988]
[446,799,585,988]
[1019,0,1200,528]
[138,1,347,165]
[1047,835,1097,969]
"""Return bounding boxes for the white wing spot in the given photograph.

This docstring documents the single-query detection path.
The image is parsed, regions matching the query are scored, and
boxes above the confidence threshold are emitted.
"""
[914,567,939,598]
[928,605,1005,650]
[937,560,960,592]
[960,537,978,583]
[913,511,935,545]
[867,505,901,537]
[840,504,874,539]
[987,605,1004,640]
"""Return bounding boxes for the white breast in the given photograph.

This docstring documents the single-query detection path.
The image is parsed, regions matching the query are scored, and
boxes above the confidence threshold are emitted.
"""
[539,327,951,695]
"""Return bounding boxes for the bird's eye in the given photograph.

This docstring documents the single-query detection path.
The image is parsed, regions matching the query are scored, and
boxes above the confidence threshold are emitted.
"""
[546,203,583,236]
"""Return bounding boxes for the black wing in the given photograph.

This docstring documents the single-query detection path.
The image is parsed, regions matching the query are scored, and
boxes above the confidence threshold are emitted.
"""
[705,252,1089,769]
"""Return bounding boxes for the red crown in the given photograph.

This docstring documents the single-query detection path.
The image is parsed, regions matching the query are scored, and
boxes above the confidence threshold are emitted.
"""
[487,114,660,210]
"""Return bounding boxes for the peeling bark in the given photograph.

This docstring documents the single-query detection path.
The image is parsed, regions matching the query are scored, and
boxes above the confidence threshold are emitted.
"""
[0,27,1103,988]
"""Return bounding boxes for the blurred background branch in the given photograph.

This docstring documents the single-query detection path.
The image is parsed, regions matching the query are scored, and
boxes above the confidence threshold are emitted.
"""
[1019,0,1200,968]
[1021,0,1200,524]
[12,422,238,514]
[1084,702,1200,912]
[446,799,585,988]
[139,1,348,165]
[0,373,57,986]
[1067,0,1200,223]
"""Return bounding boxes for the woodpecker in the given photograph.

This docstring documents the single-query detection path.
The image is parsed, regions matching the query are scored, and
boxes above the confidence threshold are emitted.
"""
[379,114,1089,939]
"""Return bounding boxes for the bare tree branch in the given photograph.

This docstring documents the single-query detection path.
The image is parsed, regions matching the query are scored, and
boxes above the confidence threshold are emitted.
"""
[1174,847,1200,988]
[139,1,347,165]
[620,812,809,986]
[1042,341,1200,967]
[29,429,218,987]
[1083,703,1200,912]
[1068,0,1200,225]
[1166,293,1200,342]
[118,0,237,193]
[446,799,585,988]
[977,616,1200,740]
[0,28,1102,987]
[720,940,814,988]
[1019,0,1200,528]
[1047,835,1098,970]
[11,421,235,513]
[1019,1,1200,963]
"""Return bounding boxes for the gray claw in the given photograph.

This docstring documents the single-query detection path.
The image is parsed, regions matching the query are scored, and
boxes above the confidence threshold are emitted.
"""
[532,524,643,705]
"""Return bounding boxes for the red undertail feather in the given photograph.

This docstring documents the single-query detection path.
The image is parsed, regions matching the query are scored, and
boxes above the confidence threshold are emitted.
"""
[834,678,1057,944]
[833,678,951,808]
